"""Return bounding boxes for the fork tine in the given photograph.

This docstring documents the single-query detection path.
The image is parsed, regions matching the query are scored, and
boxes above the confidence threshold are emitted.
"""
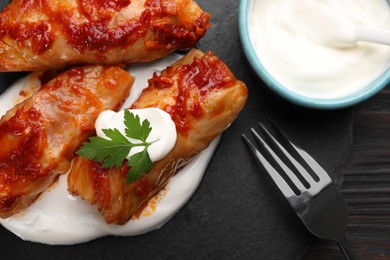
[265,120,332,185]
[259,123,317,188]
[242,134,297,199]
[250,127,308,193]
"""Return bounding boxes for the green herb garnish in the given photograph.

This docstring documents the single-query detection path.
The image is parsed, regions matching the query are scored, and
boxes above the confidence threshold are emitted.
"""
[77,110,157,184]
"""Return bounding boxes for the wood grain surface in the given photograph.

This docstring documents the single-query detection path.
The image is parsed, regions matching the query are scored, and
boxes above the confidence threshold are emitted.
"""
[304,88,390,259]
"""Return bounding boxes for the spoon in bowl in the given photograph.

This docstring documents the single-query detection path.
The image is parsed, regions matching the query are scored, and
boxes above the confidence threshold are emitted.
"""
[346,27,390,47]
[302,2,390,48]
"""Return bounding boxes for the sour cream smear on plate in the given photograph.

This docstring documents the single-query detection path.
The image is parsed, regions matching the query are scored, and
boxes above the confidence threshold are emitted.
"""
[0,55,220,245]
[248,0,390,99]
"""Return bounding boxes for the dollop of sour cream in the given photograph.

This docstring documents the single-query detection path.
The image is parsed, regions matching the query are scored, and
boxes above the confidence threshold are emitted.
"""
[0,54,220,245]
[95,108,177,162]
[249,0,390,99]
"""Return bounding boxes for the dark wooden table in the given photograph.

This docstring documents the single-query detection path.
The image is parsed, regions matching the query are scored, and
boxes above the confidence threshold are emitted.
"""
[304,88,390,259]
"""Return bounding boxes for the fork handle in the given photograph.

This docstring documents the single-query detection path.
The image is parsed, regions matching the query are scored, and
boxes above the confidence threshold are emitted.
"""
[337,236,359,260]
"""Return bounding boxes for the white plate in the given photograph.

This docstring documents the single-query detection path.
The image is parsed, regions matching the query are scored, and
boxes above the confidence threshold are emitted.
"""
[0,54,219,245]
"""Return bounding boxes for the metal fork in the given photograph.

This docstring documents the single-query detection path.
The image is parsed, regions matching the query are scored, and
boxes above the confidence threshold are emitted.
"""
[242,122,358,260]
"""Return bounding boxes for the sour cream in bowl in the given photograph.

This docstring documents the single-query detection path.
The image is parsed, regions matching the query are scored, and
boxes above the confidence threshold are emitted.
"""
[239,0,390,109]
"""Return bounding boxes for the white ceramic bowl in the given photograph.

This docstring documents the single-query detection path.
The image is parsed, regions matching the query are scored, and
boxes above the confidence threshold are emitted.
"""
[239,0,390,109]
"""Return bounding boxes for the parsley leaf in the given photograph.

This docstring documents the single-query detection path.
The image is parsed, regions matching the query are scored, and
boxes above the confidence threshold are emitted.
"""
[124,110,152,142]
[127,149,153,184]
[76,110,157,184]
[77,130,131,169]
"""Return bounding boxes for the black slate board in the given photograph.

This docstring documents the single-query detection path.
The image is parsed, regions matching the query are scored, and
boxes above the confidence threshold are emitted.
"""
[0,0,353,259]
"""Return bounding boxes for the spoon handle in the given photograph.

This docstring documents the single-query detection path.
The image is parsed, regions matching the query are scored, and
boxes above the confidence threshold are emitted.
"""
[355,26,390,46]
